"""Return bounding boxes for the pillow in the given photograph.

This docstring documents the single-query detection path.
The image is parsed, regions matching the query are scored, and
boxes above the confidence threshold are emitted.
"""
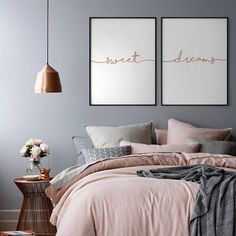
[155,129,167,145]
[81,146,131,163]
[120,140,200,154]
[187,137,236,156]
[72,136,94,166]
[86,121,152,148]
[167,119,232,145]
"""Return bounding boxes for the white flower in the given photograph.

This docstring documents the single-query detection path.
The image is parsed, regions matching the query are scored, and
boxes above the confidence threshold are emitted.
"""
[21,139,49,160]
[25,139,35,146]
[31,146,42,159]
[34,139,43,145]
[20,146,28,156]
[25,138,42,146]
[40,143,49,154]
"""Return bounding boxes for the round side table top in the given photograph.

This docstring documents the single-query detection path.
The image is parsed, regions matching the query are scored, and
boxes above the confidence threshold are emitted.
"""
[14,177,53,184]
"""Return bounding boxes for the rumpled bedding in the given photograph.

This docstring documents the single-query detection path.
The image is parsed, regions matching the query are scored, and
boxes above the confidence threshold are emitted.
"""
[138,164,236,236]
[46,153,236,236]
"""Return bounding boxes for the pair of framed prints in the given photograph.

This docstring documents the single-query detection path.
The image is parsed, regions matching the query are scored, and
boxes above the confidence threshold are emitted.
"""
[89,17,228,106]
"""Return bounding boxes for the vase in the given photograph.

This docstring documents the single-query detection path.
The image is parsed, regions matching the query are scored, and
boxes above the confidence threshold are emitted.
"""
[26,158,41,176]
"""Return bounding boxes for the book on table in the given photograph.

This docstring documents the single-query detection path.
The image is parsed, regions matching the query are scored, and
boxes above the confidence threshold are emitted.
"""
[0,230,34,236]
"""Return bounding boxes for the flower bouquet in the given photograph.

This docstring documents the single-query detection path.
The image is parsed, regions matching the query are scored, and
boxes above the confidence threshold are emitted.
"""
[20,139,49,176]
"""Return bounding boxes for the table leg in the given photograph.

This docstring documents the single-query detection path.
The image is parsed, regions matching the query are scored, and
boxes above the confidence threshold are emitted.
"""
[17,195,56,236]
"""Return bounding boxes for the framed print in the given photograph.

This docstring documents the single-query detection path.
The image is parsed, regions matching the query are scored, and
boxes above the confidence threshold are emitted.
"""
[161,17,228,106]
[89,17,156,106]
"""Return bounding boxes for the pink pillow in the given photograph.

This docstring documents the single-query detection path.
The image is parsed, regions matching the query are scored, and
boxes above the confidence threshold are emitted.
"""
[167,119,232,145]
[120,140,200,154]
[155,129,168,145]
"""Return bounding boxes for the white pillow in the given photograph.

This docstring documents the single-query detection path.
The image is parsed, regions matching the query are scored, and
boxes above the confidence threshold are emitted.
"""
[86,121,152,148]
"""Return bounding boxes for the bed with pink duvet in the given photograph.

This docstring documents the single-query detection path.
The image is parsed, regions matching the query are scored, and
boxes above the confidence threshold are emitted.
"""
[46,152,236,236]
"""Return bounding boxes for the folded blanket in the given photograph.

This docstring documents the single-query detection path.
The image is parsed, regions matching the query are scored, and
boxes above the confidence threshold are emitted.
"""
[137,165,236,236]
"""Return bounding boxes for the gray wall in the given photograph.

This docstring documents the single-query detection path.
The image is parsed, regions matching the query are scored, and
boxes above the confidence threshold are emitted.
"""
[0,0,235,209]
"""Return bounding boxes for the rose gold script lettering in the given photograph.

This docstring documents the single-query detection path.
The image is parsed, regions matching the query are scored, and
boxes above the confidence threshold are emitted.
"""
[91,51,155,64]
[163,50,227,64]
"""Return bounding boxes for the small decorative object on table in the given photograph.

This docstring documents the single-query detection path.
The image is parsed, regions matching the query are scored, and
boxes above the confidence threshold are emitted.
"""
[20,139,50,180]
[40,167,51,180]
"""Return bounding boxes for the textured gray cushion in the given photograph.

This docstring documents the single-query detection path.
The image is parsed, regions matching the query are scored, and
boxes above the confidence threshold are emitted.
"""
[86,121,152,148]
[82,145,131,163]
[72,136,94,166]
[187,137,236,156]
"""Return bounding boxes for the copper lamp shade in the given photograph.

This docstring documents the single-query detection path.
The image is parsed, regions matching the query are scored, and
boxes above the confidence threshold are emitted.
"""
[34,0,62,93]
[34,64,62,93]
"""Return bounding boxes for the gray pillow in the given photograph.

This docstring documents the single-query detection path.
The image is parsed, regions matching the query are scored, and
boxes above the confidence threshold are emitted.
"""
[187,137,236,156]
[82,145,132,163]
[86,121,152,148]
[72,136,94,166]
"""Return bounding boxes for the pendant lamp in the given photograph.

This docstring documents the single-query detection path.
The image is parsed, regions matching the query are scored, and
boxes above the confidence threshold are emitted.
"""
[34,0,62,93]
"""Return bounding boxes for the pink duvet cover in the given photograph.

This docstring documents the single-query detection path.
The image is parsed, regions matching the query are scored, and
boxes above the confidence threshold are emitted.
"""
[49,153,236,236]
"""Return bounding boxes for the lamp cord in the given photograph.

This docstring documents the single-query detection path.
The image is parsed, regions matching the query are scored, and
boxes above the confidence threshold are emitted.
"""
[46,0,49,65]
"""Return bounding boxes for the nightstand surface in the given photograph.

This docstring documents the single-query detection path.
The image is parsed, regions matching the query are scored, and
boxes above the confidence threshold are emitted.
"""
[14,178,56,236]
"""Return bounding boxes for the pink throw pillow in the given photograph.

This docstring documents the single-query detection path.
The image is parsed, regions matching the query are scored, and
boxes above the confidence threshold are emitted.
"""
[167,119,232,145]
[120,140,200,154]
[155,129,168,145]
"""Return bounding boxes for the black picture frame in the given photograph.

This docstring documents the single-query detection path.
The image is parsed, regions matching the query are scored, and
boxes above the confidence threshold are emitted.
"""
[89,17,157,106]
[161,17,228,106]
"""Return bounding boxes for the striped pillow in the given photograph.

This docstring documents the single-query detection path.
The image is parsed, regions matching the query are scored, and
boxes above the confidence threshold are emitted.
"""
[81,146,131,163]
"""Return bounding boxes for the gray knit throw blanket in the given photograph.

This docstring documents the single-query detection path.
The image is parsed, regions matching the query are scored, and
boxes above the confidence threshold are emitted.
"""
[137,165,236,236]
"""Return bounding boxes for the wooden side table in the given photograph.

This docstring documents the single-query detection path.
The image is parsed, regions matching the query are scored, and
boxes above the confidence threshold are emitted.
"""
[14,178,56,236]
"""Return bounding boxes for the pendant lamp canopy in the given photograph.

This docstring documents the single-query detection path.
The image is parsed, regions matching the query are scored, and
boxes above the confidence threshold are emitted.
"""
[34,0,62,93]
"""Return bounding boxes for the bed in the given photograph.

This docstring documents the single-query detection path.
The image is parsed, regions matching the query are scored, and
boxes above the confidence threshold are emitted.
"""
[45,152,236,236]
